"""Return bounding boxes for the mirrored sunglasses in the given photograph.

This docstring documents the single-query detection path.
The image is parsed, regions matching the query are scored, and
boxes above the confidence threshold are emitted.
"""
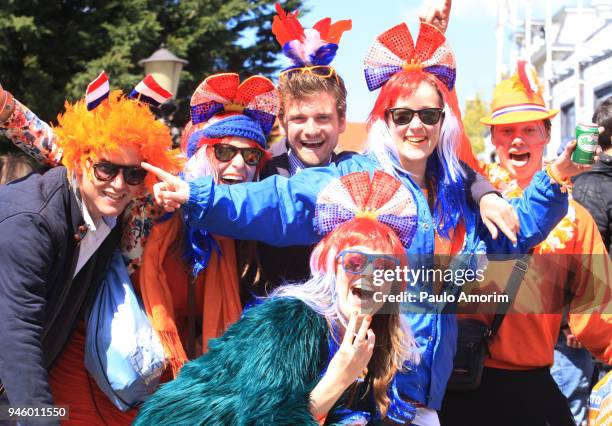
[213,143,264,166]
[336,250,400,275]
[92,161,148,186]
[387,107,445,126]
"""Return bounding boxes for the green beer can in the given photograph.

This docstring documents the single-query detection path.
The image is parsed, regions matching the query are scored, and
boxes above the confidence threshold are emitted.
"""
[572,123,599,164]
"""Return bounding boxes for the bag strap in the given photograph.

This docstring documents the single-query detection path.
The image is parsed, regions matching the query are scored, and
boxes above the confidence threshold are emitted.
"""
[488,250,533,338]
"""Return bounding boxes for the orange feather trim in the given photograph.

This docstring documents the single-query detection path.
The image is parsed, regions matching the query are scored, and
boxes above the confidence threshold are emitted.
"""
[313,17,352,44]
[272,3,305,46]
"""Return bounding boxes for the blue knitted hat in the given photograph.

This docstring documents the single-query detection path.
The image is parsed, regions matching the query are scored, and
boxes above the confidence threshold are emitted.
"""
[202,114,266,149]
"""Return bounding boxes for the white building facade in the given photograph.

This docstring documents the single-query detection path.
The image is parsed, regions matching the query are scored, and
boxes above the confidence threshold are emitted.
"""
[500,0,612,158]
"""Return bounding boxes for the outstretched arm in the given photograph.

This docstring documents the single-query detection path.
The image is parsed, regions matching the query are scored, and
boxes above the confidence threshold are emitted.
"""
[0,83,62,167]
[463,163,520,243]
[142,160,346,247]
[482,138,602,254]
[483,169,569,255]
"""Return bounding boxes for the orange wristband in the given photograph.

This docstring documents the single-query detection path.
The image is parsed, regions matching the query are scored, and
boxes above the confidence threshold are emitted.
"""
[546,164,571,191]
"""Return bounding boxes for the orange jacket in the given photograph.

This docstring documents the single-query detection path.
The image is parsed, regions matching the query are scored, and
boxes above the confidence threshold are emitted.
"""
[460,200,612,369]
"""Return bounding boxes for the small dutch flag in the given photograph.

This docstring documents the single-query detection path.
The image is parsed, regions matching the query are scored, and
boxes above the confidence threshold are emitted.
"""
[86,71,110,111]
[128,75,173,108]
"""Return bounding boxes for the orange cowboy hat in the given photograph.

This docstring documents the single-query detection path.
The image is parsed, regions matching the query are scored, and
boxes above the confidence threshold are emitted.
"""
[481,60,559,126]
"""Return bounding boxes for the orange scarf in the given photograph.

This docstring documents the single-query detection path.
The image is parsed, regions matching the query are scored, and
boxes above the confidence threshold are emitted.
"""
[139,213,242,377]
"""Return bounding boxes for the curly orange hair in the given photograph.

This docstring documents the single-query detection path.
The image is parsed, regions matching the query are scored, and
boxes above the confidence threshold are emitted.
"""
[53,90,184,192]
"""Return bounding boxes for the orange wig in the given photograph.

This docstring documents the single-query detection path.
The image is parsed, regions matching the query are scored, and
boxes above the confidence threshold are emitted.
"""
[53,90,184,193]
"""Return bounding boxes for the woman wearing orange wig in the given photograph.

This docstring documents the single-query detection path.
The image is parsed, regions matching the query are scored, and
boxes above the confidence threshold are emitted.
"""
[0,73,278,395]
[0,77,182,425]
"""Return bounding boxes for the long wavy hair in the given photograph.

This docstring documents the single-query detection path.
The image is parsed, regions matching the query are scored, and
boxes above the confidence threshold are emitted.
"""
[272,218,419,417]
[366,71,468,238]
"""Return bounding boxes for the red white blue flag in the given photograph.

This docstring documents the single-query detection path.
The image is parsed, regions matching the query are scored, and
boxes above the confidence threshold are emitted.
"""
[86,71,110,111]
[128,75,173,108]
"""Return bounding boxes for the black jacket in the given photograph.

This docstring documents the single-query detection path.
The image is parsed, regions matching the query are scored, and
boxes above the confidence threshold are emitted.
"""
[0,167,120,407]
[573,153,612,256]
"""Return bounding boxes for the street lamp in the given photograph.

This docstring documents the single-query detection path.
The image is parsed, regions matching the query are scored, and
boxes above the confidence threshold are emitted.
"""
[138,45,188,98]
[139,46,188,146]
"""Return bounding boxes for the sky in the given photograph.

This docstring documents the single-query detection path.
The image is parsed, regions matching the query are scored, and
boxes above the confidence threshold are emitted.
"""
[298,0,580,122]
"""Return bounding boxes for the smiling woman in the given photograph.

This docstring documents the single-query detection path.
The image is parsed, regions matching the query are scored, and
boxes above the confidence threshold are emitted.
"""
[193,115,269,185]
[0,76,184,425]
[136,72,280,381]
[78,147,146,222]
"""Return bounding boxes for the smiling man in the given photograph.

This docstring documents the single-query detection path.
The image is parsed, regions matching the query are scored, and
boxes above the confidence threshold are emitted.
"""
[248,62,354,301]
[243,7,355,297]
[267,67,348,175]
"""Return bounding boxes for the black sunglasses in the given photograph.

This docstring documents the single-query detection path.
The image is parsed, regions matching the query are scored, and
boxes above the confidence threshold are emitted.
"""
[213,144,264,166]
[387,107,445,126]
[92,161,148,186]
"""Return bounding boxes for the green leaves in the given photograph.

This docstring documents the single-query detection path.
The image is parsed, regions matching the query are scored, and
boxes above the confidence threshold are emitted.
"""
[0,0,304,127]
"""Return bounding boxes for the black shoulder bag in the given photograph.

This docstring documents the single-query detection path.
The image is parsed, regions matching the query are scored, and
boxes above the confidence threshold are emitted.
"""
[446,252,531,391]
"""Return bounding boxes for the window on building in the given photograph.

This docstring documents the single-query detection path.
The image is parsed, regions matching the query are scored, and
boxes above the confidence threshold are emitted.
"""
[595,84,612,108]
[561,102,575,141]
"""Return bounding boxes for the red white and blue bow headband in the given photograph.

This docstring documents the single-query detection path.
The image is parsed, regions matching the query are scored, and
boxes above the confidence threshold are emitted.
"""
[364,22,456,92]
[272,3,352,68]
[315,171,418,248]
[189,72,278,135]
[86,71,172,111]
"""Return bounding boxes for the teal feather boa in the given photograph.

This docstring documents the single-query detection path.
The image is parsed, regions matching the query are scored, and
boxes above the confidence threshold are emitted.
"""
[134,298,330,425]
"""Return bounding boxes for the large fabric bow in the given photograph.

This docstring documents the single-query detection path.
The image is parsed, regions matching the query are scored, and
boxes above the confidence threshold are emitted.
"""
[364,22,456,92]
[315,171,418,248]
[272,3,351,68]
[189,73,278,135]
